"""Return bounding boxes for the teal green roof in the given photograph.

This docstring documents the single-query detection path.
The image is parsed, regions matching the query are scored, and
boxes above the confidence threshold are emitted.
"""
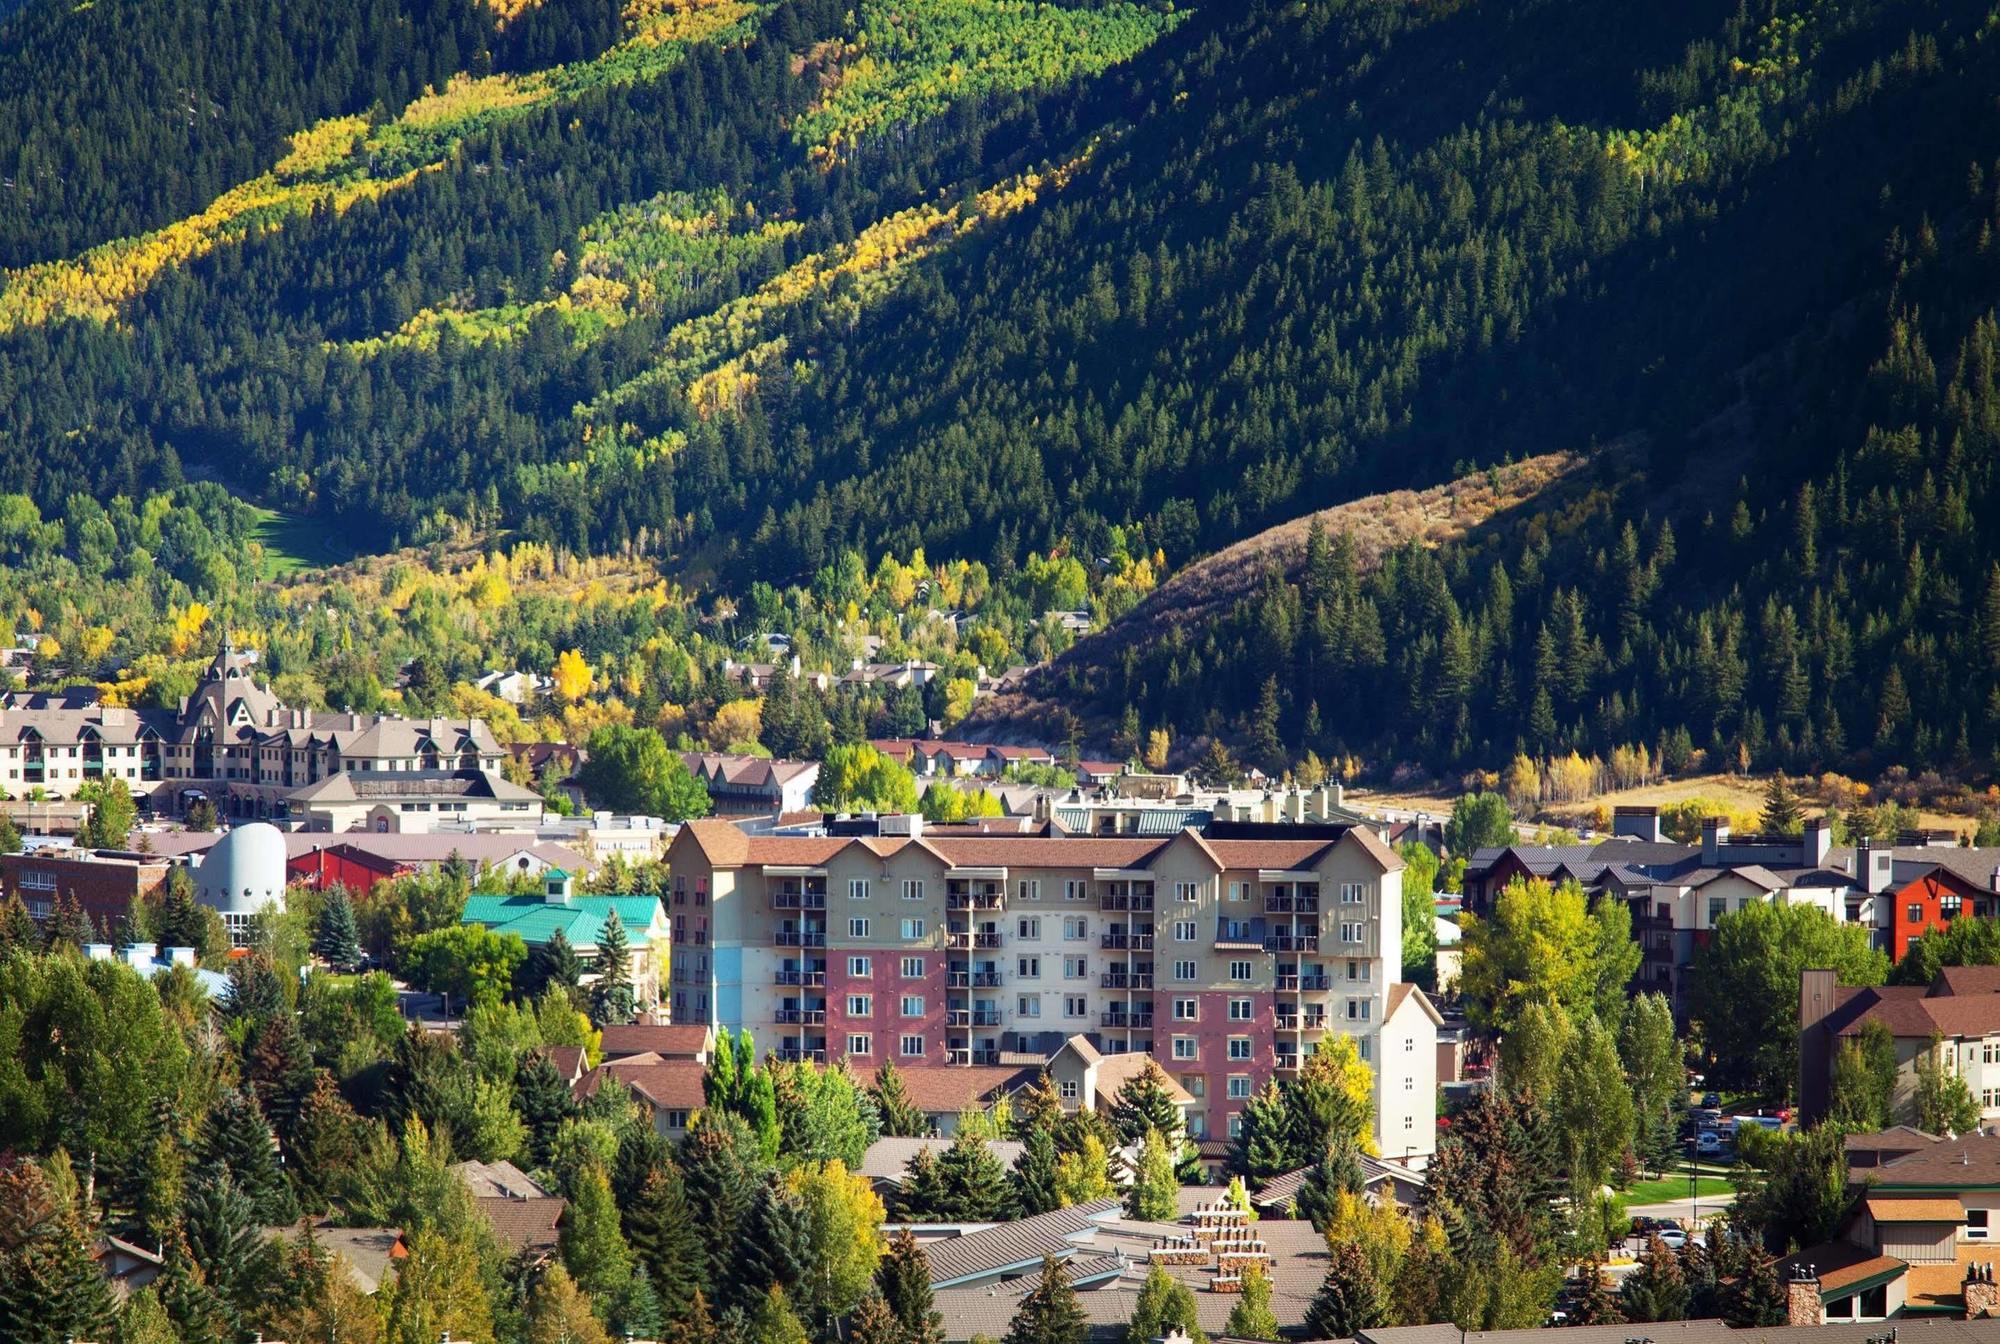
[462,892,663,947]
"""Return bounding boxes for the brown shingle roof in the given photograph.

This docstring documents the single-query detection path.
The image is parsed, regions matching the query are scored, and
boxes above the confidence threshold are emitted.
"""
[577,1058,707,1111]
[1866,1196,1965,1221]
[1875,1134,2000,1187]
[893,1065,1034,1114]
[1086,1053,1194,1109]
[475,1195,565,1254]
[599,1024,708,1059]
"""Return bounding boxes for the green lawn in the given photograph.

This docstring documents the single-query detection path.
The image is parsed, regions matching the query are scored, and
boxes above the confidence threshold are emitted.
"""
[1613,1169,1736,1218]
[248,504,353,578]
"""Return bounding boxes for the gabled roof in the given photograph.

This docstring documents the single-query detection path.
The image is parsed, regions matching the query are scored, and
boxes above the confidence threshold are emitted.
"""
[892,1065,1035,1114]
[599,1023,709,1059]
[1873,1133,2000,1188]
[576,1057,707,1112]
[921,1198,1121,1287]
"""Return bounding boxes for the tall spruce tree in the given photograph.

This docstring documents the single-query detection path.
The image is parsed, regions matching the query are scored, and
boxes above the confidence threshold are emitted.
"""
[0,1159,117,1344]
[622,1160,707,1322]
[314,887,362,971]
[877,1229,944,1344]
[1305,1239,1382,1339]
[515,1052,580,1170]
[183,1169,269,1335]
[870,1060,930,1137]
[201,1088,297,1225]
[589,911,635,1026]
[1003,1256,1086,1344]
[1012,1125,1063,1215]
[1620,1236,1692,1323]
[936,1128,1013,1221]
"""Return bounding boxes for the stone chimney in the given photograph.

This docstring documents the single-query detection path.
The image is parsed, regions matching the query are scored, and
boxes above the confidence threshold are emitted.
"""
[1786,1265,1824,1327]
[1965,1260,1999,1318]
[1804,815,1833,867]
[1613,806,1664,843]
[1702,817,1730,865]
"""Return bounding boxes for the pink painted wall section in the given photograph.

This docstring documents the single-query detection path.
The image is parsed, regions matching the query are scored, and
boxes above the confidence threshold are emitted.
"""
[1151,989,1274,1136]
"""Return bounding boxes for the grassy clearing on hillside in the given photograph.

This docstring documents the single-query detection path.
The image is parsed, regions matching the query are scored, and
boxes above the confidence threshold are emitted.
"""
[249,506,354,579]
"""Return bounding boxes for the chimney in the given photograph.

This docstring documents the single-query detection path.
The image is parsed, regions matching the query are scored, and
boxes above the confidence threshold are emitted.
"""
[1786,1266,1824,1327]
[1614,806,1664,843]
[1965,1261,1999,1318]
[1803,815,1832,867]
[1860,837,1893,894]
[1702,817,1730,865]
[1798,968,1839,1124]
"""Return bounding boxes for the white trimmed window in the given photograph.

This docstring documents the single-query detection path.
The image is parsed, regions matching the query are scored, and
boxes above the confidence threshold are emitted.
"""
[1228,998,1252,1021]
[901,1035,925,1057]
[902,880,925,901]
[849,917,871,938]
[901,995,925,1016]
[1229,961,1252,982]
[849,879,871,900]
[1017,916,1041,939]
[1017,996,1041,1017]
[847,1034,872,1056]
[1064,995,1088,1017]
[900,918,926,939]
[846,995,873,1016]
[901,956,925,978]
[1173,998,1197,1021]
[1174,959,1198,981]
[1172,1036,1197,1060]
[1018,880,1041,901]
[1227,1075,1252,1099]
[1174,920,1197,942]
[848,955,872,977]
[1228,1037,1252,1061]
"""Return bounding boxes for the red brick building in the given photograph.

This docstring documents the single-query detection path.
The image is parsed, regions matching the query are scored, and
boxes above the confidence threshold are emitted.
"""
[0,849,169,934]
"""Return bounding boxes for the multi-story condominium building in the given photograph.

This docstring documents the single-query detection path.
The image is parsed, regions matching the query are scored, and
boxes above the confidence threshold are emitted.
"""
[0,644,505,822]
[1800,964,2000,1128]
[664,817,1440,1161]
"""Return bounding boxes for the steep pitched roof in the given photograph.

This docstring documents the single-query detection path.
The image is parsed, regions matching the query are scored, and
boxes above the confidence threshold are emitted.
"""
[892,1065,1035,1114]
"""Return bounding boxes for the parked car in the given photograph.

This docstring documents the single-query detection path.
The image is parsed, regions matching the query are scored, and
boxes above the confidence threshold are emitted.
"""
[1695,1131,1727,1156]
[1655,1225,1690,1250]
[1702,1092,1721,1108]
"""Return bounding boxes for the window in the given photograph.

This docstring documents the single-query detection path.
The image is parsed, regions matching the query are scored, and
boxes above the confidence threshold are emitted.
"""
[1708,897,1727,924]
[847,1035,872,1056]
[1909,904,1925,924]
[1175,959,1198,982]
[1176,881,1201,903]
[1358,1038,1373,1062]
[901,956,925,978]
[1064,995,1088,1018]
[849,917,871,938]
[1341,882,1364,904]
[1229,998,1252,1021]
[1174,998,1198,1021]
[1228,1037,1252,1061]
[1405,1035,1416,1053]
[901,1035,925,1057]
[1065,880,1087,901]
[1339,923,1364,944]
[1228,1114,1244,1139]
[848,956,872,977]
[1063,916,1088,940]
[900,918,926,939]
[1969,1210,1992,1241]
[1064,955,1089,979]
[1172,1037,1197,1060]
[1405,1074,1414,1091]
[1174,920,1197,942]
[1187,1113,1207,1139]
[1017,917,1042,940]
[1222,918,1251,941]
[1017,956,1041,979]
[1347,998,1372,1021]
[1017,995,1042,1017]
[901,995,925,1017]
[902,880,925,901]
[849,879,871,900]
[1227,881,1248,902]
[1230,960,1253,982]
[667,1109,690,1129]
[1018,880,1041,902]
[847,995,873,1016]
[1227,1075,1252,1100]
[1060,1079,1079,1100]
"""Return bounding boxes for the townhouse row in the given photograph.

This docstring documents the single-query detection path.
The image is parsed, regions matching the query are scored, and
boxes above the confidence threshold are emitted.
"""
[664,817,1440,1161]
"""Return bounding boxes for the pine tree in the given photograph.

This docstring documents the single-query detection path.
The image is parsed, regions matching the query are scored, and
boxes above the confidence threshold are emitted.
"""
[1125,1126,1177,1221]
[878,1229,945,1344]
[119,1096,190,1246]
[1227,1082,1293,1181]
[1295,1139,1363,1232]
[849,1293,905,1344]
[589,911,635,1026]
[679,1125,763,1300]
[1012,1125,1063,1215]
[0,1158,117,1344]
[1620,1235,1691,1323]
[155,870,213,958]
[1305,1239,1381,1338]
[898,1146,947,1221]
[871,1060,930,1137]
[1002,1256,1086,1344]
[1724,1253,1787,1326]
[529,929,584,1001]
[1759,773,1804,836]
[1570,1260,1625,1324]
[609,1263,665,1340]
[1224,1262,1280,1341]
[0,893,37,952]
[43,889,95,950]
[1108,1060,1183,1146]
[733,1178,808,1311]
[622,1159,708,1323]
[314,886,362,971]
[937,1128,1013,1221]
[158,1232,229,1344]
[1249,676,1285,773]
[516,1052,580,1170]
[202,1088,298,1225]
[1126,1262,1205,1344]
[114,891,150,950]
[183,1169,268,1334]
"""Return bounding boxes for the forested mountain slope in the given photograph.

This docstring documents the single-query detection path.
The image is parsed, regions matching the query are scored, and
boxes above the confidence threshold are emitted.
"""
[2,0,1998,781]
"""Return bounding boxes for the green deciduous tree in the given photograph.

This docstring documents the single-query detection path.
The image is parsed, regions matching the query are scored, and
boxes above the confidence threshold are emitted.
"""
[399,923,528,1013]
[1444,792,1515,857]
[579,724,712,821]
[1914,1032,1982,1135]
[527,1264,611,1344]
[1224,1261,1281,1340]
[786,1159,884,1326]
[814,743,920,813]
[1125,1126,1178,1221]
[561,1163,634,1312]
[1127,1262,1205,1344]
[1459,876,1640,1035]
[1828,1019,1898,1131]
[1692,901,1888,1094]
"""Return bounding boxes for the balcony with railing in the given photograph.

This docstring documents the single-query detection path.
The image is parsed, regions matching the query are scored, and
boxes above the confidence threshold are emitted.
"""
[948,890,1004,911]
[1263,891,1320,915]
[1264,931,1319,953]
[773,890,827,910]
[946,1008,1004,1027]
[1273,1050,1302,1072]
[775,1006,827,1025]
[946,930,1004,950]
[776,929,828,948]
[774,968,827,987]
[1274,1007,1329,1031]
[948,968,1004,988]
[1101,1007,1154,1029]
[1100,930,1155,951]
[1275,971,1333,992]
[1099,891,1155,912]
[1101,970,1155,990]
[775,1045,827,1063]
